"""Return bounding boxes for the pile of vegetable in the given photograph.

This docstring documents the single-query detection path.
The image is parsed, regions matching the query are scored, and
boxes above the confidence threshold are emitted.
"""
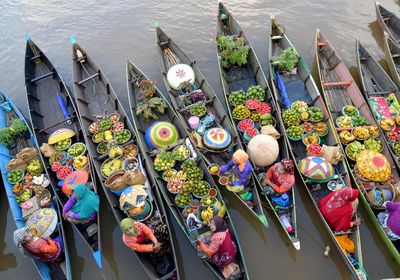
[216,35,250,68]
[271,47,299,73]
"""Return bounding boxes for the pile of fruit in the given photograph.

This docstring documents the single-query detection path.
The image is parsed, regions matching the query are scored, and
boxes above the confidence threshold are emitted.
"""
[380,118,395,132]
[27,159,44,176]
[192,181,210,198]
[286,125,304,140]
[343,105,359,117]
[186,166,204,181]
[190,103,206,117]
[8,169,24,184]
[73,156,88,170]
[309,107,324,122]
[68,143,85,157]
[200,206,214,225]
[250,111,260,121]
[201,195,217,206]
[175,192,192,208]
[232,105,250,120]
[260,114,275,126]
[167,178,183,194]
[283,109,301,126]
[257,102,272,114]
[154,149,176,171]
[16,189,32,205]
[245,127,258,139]
[346,141,365,160]
[336,116,353,128]
[291,101,308,112]
[339,131,356,144]
[314,122,328,136]
[112,122,125,132]
[245,99,261,110]
[109,146,123,158]
[394,143,400,155]
[229,90,247,106]
[163,169,176,182]
[173,145,190,161]
[352,116,370,127]
[92,132,104,143]
[115,129,131,144]
[55,139,72,151]
[303,133,320,145]
[238,119,254,132]
[101,158,123,178]
[182,158,197,170]
[123,144,138,159]
[109,113,120,123]
[103,130,114,142]
[352,127,370,140]
[364,138,383,152]
[300,111,311,121]
[301,122,314,133]
[99,119,112,131]
[247,85,265,100]
[369,126,380,137]
[89,122,99,134]
[307,143,322,157]
[97,142,109,154]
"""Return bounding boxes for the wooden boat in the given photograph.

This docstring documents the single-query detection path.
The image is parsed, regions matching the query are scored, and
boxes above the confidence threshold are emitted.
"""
[215,2,300,249]
[155,26,269,229]
[24,37,102,268]
[269,18,367,280]
[316,30,400,265]
[71,39,178,280]
[126,59,249,280]
[356,38,400,171]
[383,32,400,88]
[375,2,400,43]
[0,91,72,280]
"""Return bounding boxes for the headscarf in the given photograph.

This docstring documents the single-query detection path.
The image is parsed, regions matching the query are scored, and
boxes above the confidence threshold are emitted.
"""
[319,187,359,232]
[212,216,228,233]
[281,158,294,175]
[70,184,99,219]
[120,218,138,236]
[232,149,249,172]
[13,227,30,257]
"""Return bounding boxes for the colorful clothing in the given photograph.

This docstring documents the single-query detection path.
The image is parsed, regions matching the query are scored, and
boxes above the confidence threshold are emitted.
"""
[265,163,295,194]
[220,160,252,187]
[122,222,158,253]
[378,201,400,240]
[199,229,237,268]
[63,195,96,222]
[62,183,99,221]
[24,237,61,262]
[319,187,359,232]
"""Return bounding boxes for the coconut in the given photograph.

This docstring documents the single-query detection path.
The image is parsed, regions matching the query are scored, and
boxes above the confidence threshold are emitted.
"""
[247,134,279,166]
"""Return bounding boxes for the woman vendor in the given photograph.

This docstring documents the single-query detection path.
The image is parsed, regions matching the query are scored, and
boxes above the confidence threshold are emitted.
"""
[196,216,240,279]
[62,183,99,224]
[319,187,361,232]
[120,218,162,253]
[14,227,62,262]
[219,149,252,193]
[261,158,295,195]
[378,201,400,241]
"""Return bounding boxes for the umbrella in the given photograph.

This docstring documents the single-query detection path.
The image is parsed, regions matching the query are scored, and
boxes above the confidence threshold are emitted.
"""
[356,150,391,182]
[25,208,58,238]
[145,121,179,149]
[48,128,76,144]
[275,70,291,109]
[166,64,195,90]
[62,169,89,195]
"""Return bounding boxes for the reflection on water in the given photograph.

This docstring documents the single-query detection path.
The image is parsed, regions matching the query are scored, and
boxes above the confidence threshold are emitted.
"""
[0,0,400,279]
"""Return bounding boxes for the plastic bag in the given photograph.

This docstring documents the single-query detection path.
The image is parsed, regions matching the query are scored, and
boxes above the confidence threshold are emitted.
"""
[123,169,146,186]
[321,145,343,165]
[6,158,27,171]
[40,143,56,158]
[260,125,280,139]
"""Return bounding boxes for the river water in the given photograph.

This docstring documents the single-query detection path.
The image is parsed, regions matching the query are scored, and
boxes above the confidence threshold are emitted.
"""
[0,0,399,279]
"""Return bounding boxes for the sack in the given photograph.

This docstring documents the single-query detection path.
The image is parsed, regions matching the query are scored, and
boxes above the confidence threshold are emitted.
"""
[16,147,38,162]
[123,169,146,186]
[40,143,56,158]
[321,145,343,165]
[6,158,27,171]
[189,131,204,149]
[222,262,241,279]
[260,125,280,139]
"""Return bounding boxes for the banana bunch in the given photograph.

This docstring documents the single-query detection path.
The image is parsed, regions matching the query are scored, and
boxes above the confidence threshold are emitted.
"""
[346,141,365,160]
[339,131,355,144]
[353,127,370,140]
[201,206,214,225]
[368,126,380,137]
[380,118,395,132]
[395,115,400,126]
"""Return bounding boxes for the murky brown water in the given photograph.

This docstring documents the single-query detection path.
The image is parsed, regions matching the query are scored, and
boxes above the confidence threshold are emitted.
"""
[0,0,399,279]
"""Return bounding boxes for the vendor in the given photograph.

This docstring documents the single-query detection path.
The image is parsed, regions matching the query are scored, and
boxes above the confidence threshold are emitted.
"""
[14,227,62,262]
[119,218,163,254]
[62,183,99,224]
[261,158,295,195]
[378,201,400,241]
[196,216,240,279]
[219,149,252,193]
[319,187,361,232]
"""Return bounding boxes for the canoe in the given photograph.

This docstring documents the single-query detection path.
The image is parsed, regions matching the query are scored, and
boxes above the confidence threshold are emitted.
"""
[316,30,400,265]
[0,91,72,280]
[356,39,400,171]
[71,40,178,280]
[375,2,400,43]
[215,2,300,249]
[155,26,269,229]
[126,59,249,280]
[383,32,400,88]
[24,37,102,268]
[269,18,367,280]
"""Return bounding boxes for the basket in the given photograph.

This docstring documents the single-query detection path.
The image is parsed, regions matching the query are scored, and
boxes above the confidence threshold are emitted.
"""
[308,107,324,123]
[345,145,357,161]
[192,181,211,198]
[237,119,254,133]
[123,157,138,172]
[218,176,230,186]
[336,116,353,128]
[89,122,99,134]
[125,198,153,222]
[208,164,220,176]
[302,133,320,146]
[108,113,120,124]
[36,188,53,208]
[244,128,259,142]
[393,142,400,156]
[287,134,303,141]
[7,169,25,185]
[104,171,127,191]
[102,130,115,142]
[162,169,177,182]
[98,118,112,131]
[232,106,251,120]
[101,158,123,178]
[172,145,190,161]
[351,127,370,141]
[72,156,89,170]
[108,145,123,159]
[115,129,132,144]
[55,138,72,151]
[364,137,383,152]
[97,142,109,155]
[175,193,193,208]
[123,144,138,159]
[92,131,105,144]
[342,105,359,118]
[67,142,86,158]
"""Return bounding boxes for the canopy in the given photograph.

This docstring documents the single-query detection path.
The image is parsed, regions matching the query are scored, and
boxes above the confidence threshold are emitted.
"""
[356,150,391,182]
[145,121,179,149]
[62,169,89,195]
[48,128,76,144]
[299,156,334,182]
[166,64,195,89]
[26,208,58,238]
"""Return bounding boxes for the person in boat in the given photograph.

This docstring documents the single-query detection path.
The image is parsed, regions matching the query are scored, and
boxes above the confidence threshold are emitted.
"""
[219,149,252,193]
[62,183,99,224]
[378,201,400,241]
[14,227,62,262]
[318,187,361,232]
[196,216,240,279]
[260,158,295,195]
